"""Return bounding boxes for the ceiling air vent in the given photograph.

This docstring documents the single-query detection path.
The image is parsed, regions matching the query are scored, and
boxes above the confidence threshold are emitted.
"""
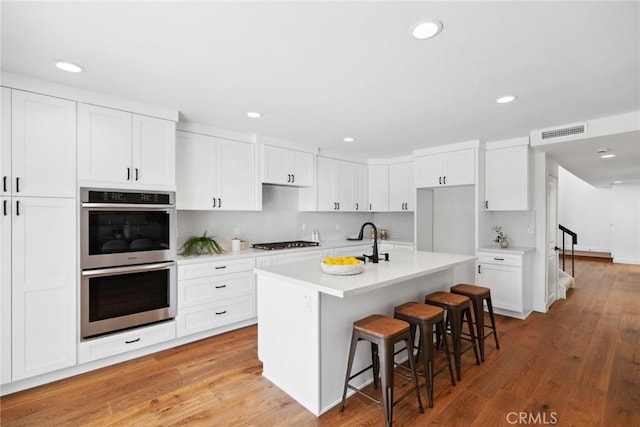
[541,124,586,140]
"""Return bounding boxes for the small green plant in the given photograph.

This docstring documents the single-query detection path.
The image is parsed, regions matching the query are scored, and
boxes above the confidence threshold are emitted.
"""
[180,231,225,256]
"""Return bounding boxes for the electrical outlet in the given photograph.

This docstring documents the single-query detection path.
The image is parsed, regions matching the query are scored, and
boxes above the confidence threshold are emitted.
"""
[527,225,534,234]
[234,226,241,236]
[303,296,311,313]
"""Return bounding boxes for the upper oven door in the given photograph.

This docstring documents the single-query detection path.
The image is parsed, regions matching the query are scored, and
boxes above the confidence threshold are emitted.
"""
[81,204,176,269]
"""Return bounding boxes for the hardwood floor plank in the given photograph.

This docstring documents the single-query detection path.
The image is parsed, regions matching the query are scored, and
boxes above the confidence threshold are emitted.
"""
[2,259,639,426]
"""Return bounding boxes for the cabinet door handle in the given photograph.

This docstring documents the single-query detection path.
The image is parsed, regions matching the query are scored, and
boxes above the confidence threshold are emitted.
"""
[443,176,446,185]
[15,177,19,193]
[3,200,7,216]
[218,198,222,208]
[494,257,505,261]
[337,202,340,210]
[439,176,442,185]
[369,203,372,211]
[485,201,488,209]
[355,203,359,211]
[215,310,227,315]
[478,265,481,274]
[125,338,140,344]
[212,197,216,208]
[215,266,227,270]
[287,174,291,183]
[135,168,139,181]
[15,200,20,216]
[127,168,131,181]
[291,174,295,183]
[2,176,6,192]
[215,285,227,289]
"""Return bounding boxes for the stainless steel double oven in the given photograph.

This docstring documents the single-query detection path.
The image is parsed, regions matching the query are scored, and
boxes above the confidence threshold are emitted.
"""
[80,188,176,339]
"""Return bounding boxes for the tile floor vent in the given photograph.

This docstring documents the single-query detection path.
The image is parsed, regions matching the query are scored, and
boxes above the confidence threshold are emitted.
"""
[541,124,586,140]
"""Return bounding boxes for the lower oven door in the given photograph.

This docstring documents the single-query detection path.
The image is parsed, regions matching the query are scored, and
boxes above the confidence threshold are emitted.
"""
[81,261,177,339]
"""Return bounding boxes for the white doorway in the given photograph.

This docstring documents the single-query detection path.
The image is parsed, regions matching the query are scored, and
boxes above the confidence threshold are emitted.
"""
[547,174,558,307]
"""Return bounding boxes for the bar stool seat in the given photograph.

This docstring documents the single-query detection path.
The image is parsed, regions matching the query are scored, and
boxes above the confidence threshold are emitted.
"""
[394,302,456,408]
[340,314,424,427]
[450,284,500,362]
[424,291,480,381]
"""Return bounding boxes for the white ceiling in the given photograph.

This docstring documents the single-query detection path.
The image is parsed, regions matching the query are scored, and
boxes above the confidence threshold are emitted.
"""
[2,1,639,186]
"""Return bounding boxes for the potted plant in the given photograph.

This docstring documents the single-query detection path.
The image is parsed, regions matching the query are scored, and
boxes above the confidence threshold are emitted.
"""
[492,225,509,248]
[180,231,226,256]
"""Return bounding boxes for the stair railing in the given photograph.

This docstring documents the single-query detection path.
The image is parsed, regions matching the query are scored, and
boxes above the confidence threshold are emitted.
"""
[558,224,578,277]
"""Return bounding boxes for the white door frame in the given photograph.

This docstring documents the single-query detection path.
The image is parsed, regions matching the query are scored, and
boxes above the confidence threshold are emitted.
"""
[547,173,558,308]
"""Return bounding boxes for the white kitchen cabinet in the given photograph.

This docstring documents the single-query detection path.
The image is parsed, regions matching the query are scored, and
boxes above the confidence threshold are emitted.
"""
[79,320,175,364]
[485,143,532,211]
[176,131,258,210]
[316,157,368,212]
[368,164,389,211]
[415,149,475,188]
[389,161,414,211]
[78,103,175,188]
[176,258,256,337]
[0,196,11,385]
[10,197,77,380]
[476,248,533,319]
[1,89,76,198]
[262,145,314,187]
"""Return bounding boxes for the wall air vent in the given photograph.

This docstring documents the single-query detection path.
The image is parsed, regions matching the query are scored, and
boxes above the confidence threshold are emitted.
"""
[541,124,586,140]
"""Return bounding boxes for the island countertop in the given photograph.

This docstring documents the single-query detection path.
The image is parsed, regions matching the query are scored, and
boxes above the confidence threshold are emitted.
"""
[254,249,476,298]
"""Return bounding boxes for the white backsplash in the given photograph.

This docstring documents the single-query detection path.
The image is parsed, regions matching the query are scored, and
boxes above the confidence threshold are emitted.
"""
[485,210,536,248]
[177,185,415,250]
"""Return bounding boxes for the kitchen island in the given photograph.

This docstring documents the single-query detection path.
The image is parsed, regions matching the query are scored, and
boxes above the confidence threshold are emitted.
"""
[255,249,475,416]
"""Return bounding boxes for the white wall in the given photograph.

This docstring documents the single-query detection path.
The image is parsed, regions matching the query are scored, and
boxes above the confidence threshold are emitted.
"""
[177,185,417,250]
[611,182,640,264]
[558,166,612,253]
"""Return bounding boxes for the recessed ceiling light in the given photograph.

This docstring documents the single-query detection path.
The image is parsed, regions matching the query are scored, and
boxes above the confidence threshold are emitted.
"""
[54,61,84,73]
[613,180,622,184]
[246,112,263,118]
[343,137,356,143]
[411,20,443,40]
[600,154,616,159]
[496,95,517,104]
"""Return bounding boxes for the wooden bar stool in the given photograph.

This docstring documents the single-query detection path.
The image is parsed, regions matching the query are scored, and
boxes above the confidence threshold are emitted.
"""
[340,314,424,427]
[424,291,480,381]
[394,302,456,408]
[450,284,500,362]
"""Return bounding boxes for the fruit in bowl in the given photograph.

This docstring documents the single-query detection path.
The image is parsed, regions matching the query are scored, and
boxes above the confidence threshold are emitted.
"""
[321,256,364,275]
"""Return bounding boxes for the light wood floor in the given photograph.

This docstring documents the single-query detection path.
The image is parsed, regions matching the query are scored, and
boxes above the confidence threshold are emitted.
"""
[2,258,639,426]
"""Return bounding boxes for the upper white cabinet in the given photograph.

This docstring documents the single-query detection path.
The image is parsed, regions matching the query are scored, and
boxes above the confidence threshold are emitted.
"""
[415,149,475,188]
[1,89,76,198]
[78,103,175,188]
[388,161,414,211]
[262,145,314,187]
[485,140,532,211]
[368,164,389,212]
[176,131,258,211]
[316,157,368,211]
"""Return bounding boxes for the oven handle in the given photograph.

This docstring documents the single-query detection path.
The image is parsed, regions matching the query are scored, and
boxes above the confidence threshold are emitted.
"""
[81,203,175,209]
[82,261,176,277]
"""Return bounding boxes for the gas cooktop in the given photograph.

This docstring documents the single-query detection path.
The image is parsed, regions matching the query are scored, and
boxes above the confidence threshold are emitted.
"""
[252,241,320,250]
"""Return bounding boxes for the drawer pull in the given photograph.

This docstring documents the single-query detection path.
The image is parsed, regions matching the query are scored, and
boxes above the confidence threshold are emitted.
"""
[215,285,227,289]
[494,257,505,261]
[125,338,140,344]
[215,310,227,315]
[215,266,227,270]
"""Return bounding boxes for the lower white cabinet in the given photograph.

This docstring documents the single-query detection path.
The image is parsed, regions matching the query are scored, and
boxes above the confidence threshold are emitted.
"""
[8,197,77,381]
[176,258,256,337]
[79,321,176,363]
[476,249,532,319]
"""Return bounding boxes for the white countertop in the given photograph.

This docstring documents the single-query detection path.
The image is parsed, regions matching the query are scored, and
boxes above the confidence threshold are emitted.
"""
[254,249,475,298]
[477,245,536,255]
[177,239,413,265]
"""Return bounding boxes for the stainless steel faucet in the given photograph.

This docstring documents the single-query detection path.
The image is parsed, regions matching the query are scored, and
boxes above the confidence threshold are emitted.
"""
[357,222,379,263]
